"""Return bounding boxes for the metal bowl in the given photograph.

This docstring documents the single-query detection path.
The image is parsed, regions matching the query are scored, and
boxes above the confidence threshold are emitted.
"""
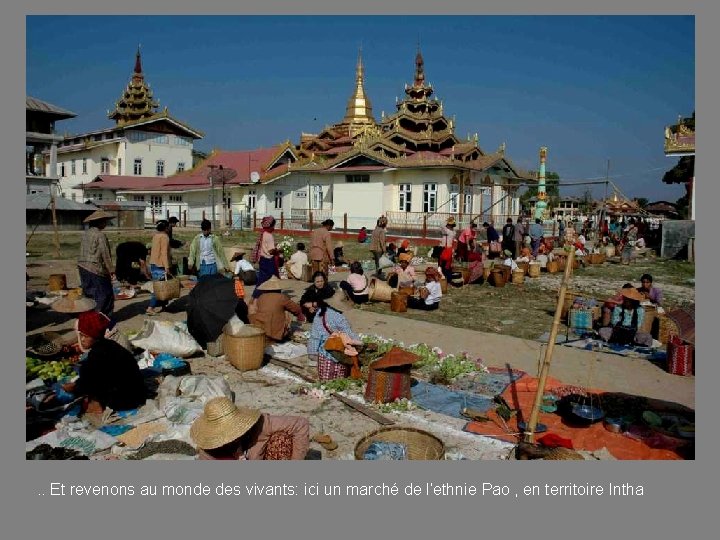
[603,417,624,433]
[571,403,605,423]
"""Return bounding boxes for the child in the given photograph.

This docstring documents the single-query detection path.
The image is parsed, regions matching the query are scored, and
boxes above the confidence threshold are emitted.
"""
[287,242,309,280]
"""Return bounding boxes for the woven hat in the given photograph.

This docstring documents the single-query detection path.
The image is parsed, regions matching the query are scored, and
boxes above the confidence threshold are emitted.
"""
[503,249,513,258]
[446,217,456,226]
[620,288,645,302]
[257,275,283,291]
[83,210,115,223]
[398,252,412,263]
[52,291,97,313]
[190,397,262,450]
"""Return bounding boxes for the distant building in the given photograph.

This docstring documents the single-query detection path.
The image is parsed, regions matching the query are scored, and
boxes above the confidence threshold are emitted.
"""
[552,196,581,219]
[51,48,203,203]
[645,201,679,219]
[663,113,695,220]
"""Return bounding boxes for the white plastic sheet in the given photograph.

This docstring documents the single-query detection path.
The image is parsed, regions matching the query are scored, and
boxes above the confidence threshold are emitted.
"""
[131,320,201,358]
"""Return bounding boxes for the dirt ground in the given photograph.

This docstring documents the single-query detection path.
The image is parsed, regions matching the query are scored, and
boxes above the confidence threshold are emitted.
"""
[26,258,695,460]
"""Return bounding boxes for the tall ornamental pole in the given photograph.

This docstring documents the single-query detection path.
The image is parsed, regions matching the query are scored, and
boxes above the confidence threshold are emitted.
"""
[534,146,548,220]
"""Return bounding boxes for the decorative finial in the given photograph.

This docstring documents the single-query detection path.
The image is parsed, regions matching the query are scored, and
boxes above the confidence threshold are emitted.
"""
[134,45,143,74]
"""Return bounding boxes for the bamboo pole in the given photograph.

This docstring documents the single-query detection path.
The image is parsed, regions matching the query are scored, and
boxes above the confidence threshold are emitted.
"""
[50,189,61,258]
[524,248,575,443]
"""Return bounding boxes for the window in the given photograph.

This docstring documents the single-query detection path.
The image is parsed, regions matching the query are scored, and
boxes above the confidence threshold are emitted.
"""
[71,160,76,175]
[60,163,66,177]
[156,160,165,176]
[117,158,122,174]
[176,162,185,173]
[247,189,256,211]
[346,174,369,183]
[274,191,283,209]
[153,135,169,144]
[133,159,142,175]
[449,184,459,213]
[312,185,323,209]
[100,157,110,174]
[93,134,102,141]
[150,196,162,209]
[423,183,437,213]
[127,131,146,142]
[174,136,190,146]
[463,190,473,215]
[399,184,412,211]
[169,195,183,202]
[82,158,87,175]
[133,195,145,202]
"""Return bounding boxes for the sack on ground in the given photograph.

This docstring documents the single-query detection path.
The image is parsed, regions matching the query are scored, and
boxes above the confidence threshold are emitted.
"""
[131,320,202,358]
[378,255,394,269]
[223,315,246,336]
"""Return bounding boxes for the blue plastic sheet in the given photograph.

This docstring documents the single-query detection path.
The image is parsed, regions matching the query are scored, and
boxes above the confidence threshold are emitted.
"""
[411,380,495,418]
[363,441,407,460]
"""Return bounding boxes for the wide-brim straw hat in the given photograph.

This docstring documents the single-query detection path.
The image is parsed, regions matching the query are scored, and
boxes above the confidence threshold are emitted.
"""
[190,397,262,450]
[257,275,283,291]
[83,210,115,223]
[398,252,412,263]
[620,288,645,302]
[52,292,97,313]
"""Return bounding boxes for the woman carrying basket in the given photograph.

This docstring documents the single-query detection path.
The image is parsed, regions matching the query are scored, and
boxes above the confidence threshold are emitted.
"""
[146,220,172,315]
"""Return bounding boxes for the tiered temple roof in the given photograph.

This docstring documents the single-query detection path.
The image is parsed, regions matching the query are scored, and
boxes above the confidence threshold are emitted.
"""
[108,47,160,125]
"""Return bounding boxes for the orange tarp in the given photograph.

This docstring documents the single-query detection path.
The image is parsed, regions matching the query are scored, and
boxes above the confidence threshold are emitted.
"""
[464,376,686,460]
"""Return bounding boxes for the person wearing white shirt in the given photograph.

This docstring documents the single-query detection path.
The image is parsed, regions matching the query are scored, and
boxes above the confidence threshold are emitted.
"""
[230,250,257,285]
[287,243,309,280]
[407,267,442,311]
[501,250,519,272]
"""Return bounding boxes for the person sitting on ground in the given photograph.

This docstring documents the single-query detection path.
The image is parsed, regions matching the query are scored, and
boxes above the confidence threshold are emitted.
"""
[357,226,368,244]
[502,249,519,272]
[286,242,309,280]
[115,241,151,285]
[408,267,442,311]
[339,261,370,304]
[248,276,305,342]
[637,273,663,306]
[300,271,335,322]
[308,290,362,380]
[191,397,309,460]
[387,252,417,289]
[62,311,146,416]
[333,241,347,267]
[385,242,398,264]
[598,287,652,346]
[397,239,412,256]
[231,250,258,285]
[517,244,533,263]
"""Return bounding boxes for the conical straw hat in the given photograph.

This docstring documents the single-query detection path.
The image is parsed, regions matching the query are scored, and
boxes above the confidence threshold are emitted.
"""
[257,275,283,291]
[83,209,115,223]
[190,397,261,450]
[52,294,97,313]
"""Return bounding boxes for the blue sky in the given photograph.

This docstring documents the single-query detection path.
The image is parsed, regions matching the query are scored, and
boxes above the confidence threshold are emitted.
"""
[26,15,694,201]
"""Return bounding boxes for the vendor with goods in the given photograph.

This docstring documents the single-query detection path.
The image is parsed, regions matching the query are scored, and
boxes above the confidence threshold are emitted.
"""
[483,221,501,258]
[598,287,653,346]
[456,221,478,262]
[286,242,309,280]
[501,249,519,272]
[231,250,258,285]
[407,267,442,311]
[62,311,146,416]
[387,252,417,289]
[339,261,370,304]
[397,239,412,257]
[249,276,305,342]
[191,397,310,460]
[357,226,368,243]
[637,273,663,306]
[300,271,336,322]
[333,241,347,267]
[308,290,362,380]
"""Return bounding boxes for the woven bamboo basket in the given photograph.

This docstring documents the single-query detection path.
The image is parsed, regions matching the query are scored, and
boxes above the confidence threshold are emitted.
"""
[546,260,559,273]
[48,274,67,291]
[153,275,181,301]
[528,262,541,278]
[658,315,680,345]
[482,267,492,282]
[354,426,445,460]
[587,253,605,265]
[638,305,657,335]
[398,285,415,297]
[439,276,448,294]
[511,270,525,284]
[490,268,506,288]
[605,245,616,257]
[224,325,267,371]
[364,366,413,404]
[368,277,393,302]
[517,261,530,274]
[390,291,408,313]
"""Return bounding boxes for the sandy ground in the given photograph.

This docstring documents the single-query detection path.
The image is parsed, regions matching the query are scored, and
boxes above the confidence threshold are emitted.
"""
[26,260,695,460]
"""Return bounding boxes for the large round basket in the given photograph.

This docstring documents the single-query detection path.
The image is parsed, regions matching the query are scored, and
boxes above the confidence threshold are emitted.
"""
[224,325,267,371]
[439,276,448,294]
[528,262,541,278]
[546,260,559,273]
[48,274,67,291]
[490,268,506,288]
[587,253,604,265]
[398,285,415,297]
[368,277,393,302]
[390,291,408,313]
[605,245,616,258]
[511,269,525,284]
[517,261,530,274]
[354,426,445,460]
[153,275,181,301]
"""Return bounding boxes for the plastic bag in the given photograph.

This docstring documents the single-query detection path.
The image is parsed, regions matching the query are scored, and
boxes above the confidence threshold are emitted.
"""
[223,315,246,336]
[131,320,201,358]
[378,255,393,269]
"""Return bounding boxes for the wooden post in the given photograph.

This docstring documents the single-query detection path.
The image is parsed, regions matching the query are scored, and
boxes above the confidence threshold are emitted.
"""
[343,213,348,235]
[202,210,206,221]
[524,249,576,443]
[309,211,314,231]
[228,208,233,229]
[280,211,284,231]
[253,211,257,230]
[182,210,187,227]
[422,214,427,239]
[50,190,61,258]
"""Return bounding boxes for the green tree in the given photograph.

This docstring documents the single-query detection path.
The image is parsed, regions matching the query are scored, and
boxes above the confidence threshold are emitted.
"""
[520,171,560,207]
[635,197,649,209]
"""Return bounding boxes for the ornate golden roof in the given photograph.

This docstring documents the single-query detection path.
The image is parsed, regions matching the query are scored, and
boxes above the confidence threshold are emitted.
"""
[340,48,375,131]
[664,120,695,155]
[108,47,160,125]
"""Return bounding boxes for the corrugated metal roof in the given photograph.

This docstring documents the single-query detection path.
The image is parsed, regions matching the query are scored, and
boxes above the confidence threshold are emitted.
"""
[26,97,77,119]
[26,194,96,211]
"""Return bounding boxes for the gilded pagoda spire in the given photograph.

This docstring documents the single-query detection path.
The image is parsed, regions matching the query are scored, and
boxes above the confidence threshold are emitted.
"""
[108,46,160,125]
[405,46,434,100]
[341,47,375,129]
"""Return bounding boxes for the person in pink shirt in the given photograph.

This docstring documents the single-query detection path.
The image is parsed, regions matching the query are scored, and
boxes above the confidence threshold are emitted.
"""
[339,261,370,304]
[387,252,417,288]
[456,221,478,261]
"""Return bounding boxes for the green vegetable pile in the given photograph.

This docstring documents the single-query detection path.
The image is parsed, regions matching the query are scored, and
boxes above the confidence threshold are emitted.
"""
[313,377,363,393]
[26,357,74,381]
